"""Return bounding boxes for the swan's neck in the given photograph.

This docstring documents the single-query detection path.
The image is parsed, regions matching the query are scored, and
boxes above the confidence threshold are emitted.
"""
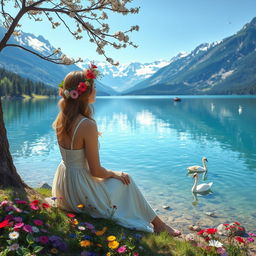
[192,176,198,192]
[203,161,208,171]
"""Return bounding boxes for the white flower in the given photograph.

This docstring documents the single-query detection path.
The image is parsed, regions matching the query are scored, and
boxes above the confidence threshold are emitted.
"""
[9,231,19,240]
[64,90,70,98]
[32,226,40,233]
[10,243,19,251]
[78,226,86,230]
[209,240,223,248]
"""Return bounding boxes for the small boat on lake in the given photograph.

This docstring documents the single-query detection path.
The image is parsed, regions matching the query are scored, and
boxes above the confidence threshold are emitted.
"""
[173,97,181,102]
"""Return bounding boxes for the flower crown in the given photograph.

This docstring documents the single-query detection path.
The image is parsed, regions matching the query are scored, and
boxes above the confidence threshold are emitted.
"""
[58,64,100,99]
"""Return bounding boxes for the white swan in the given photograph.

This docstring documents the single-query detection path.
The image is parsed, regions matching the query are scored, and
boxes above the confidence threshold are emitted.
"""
[187,157,208,173]
[192,173,213,193]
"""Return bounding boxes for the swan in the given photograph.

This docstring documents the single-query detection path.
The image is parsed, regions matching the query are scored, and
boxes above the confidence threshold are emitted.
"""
[192,173,213,193]
[187,157,208,173]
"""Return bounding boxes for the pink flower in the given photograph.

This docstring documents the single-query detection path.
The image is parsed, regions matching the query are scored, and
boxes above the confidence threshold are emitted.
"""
[23,224,33,233]
[247,237,255,243]
[39,236,49,244]
[90,64,97,69]
[249,233,256,237]
[67,213,75,218]
[69,90,79,99]
[30,204,39,210]
[4,214,13,221]
[133,253,139,256]
[15,208,23,213]
[14,222,24,229]
[0,200,9,206]
[117,245,127,253]
[33,219,44,226]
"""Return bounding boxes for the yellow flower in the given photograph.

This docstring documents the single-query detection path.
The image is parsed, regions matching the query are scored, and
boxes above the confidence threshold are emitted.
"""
[77,204,84,208]
[107,235,116,242]
[108,240,119,249]
[80,240,92,247]
[106,253,111,256]
[96,226,108,236]
[73,219,79,225]
[50,248,59,254]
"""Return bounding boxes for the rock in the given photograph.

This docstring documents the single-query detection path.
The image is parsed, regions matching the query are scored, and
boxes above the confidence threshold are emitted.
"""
[40,183,52,190]
[188,225,194,231]
[193,225,201,231]
[162,205,170,210]
[205,211,215,217]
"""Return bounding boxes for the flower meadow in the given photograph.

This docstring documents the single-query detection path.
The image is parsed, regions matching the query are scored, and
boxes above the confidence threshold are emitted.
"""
[0,194,255,256]
[0,196,143,256]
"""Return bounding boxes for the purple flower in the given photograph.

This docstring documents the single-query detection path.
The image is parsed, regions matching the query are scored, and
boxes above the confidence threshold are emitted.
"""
[14,217,23,223]
[68,233,76,238]
[23,224,33,233]
[134,233,142,240]
[84,222,95,230]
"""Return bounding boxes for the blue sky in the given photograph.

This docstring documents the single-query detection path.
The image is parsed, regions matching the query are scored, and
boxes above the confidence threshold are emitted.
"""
[15,0,256,64]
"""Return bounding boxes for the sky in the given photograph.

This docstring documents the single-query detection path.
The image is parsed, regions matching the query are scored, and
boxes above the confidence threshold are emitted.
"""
[8,0,256,64]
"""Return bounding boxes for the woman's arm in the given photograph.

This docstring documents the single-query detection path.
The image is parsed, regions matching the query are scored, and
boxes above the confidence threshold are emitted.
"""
[84,120,130,185]
[84,120,114,179]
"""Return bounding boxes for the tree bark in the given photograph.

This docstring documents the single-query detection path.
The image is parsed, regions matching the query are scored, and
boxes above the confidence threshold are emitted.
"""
[0,98,30,189]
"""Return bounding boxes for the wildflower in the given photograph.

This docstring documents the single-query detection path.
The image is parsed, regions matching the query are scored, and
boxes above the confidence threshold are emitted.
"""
[197,229,205,235]
[0,200,9,206]
[31,200,40,205]
[13,217,22,222]
[67,213,75,218]
[9,231,19,240]
[73,219,79,225]
[39,236,49,244]
[106,253,111,256]
[80,240,92,247]
[50,248,59,254]
[108,240,119,249]
[77,204,85,208]
[209,240,223,248]
[217,247,228,256]
[117,245,127,253]
[15,208,23,213]
[9,243,19,251]
[206,228,218,234]
[14,222,24,229]
[23,224,33,233]
[78,226,86,230]
[107,235,116,242]
[30,204,39,210]
[133,253,139,256]
[51,197,57,201]
[84,222,95,230]
[249,233,256,237]
[42,203,50,208]
[32,226,40,233]
[134,233,142,240]
[234,222,240,225]
[33,219,44,226]
[95,226,107,236]
[0,219,9,228]
[70,90,79,99]
[68,233,76,238]
[247,237,254,242]
[15,200,27,204]
[235,236,245,243]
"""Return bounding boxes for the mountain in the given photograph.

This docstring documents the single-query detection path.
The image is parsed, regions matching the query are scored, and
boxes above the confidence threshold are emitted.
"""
[126,17,256,95]
[77,59,170,92]
[0,27,116,96]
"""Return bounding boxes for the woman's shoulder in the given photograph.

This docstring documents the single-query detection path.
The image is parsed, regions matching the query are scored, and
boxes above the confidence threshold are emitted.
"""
[79,116,97,131]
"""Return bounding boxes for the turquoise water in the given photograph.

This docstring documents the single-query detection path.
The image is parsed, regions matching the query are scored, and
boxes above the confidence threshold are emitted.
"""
[3,96,256,232]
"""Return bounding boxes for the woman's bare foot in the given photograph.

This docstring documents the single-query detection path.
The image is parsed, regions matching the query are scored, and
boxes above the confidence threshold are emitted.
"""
[154,223,181,237]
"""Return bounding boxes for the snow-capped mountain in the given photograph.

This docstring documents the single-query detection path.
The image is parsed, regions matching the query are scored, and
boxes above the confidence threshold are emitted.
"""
[0,27,115,95]
[125,17,256,95]
[77,59,171,92]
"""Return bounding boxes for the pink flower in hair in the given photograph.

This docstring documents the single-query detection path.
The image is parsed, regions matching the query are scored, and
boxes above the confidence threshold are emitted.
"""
[69,90,79,99]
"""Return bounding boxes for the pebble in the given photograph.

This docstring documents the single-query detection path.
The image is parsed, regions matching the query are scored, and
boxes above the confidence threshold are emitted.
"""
[205,211,215,217]
[162,205,170,209]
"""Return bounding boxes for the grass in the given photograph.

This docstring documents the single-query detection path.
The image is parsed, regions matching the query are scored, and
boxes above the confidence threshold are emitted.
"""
[0,187,254,256]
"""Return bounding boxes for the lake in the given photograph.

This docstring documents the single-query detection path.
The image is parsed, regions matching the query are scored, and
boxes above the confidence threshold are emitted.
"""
[2,96,256,232]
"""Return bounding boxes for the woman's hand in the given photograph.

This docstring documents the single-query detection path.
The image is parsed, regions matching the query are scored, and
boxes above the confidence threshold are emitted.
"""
[112,171,130,185]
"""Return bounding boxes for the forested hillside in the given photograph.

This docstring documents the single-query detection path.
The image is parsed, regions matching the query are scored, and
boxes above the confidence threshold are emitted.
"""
[0,68,57,97]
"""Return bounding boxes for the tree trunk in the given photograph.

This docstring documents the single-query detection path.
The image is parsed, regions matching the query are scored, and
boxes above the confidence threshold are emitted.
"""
[0,97,30,189]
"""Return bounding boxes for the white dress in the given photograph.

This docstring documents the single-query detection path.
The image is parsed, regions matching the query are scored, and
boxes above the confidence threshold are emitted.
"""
[52,118,156,232]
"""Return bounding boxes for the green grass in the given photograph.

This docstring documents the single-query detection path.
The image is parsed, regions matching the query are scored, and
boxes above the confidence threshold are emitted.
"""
[0,187,253,256]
